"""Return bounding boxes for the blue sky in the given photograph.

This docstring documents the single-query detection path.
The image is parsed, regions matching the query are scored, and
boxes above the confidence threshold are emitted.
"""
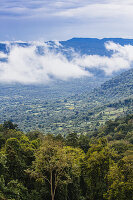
[0,0,133,41]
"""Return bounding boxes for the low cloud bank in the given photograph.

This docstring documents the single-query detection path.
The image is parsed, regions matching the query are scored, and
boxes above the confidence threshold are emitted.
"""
[74,41,132,75]
[0,41,133,84]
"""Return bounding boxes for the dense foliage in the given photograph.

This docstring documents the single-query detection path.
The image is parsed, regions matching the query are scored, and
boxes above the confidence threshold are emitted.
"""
[0,114,132,200]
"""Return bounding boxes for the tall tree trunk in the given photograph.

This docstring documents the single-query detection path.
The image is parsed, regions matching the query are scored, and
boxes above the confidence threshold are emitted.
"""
[50,171,55,200]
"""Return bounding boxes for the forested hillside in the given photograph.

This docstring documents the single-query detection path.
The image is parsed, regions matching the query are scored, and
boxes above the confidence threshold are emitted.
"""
[90,68,133,103]
[0,114,132,200]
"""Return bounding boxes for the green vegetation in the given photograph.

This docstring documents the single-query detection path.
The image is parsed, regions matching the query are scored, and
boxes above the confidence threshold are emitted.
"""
[0,114,132,200]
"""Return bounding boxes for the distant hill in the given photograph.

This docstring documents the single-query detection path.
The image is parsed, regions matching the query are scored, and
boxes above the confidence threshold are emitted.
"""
[60,37,133,56]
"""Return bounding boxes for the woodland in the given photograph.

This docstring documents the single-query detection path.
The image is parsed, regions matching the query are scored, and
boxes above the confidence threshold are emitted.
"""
[0,114,132,200]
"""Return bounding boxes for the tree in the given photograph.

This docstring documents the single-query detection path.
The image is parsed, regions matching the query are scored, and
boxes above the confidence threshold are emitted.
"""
[78,135,90,153]
[0,177,28,200]
[5,136,35,181]
[26,130,44,141]
[66,132,78,147]
[5,138,25,181]
[29,135,84,200]
[3,121,18,130]
[84,138,116,200]
[104,154,133,200]
[0,152,7,177]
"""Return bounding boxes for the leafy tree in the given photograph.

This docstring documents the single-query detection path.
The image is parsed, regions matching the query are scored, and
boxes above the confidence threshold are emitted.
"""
[3,121,18,130]
[0,152,7,177]
[0,133,5,149]
[104,155,133,200]
[0,129,23,142]
[19,135,35,167]
[5,138,25,181]
[28,135,84,200]
[84,138,116,200]
[66,132,78,147]
[0,177,28,200]
[26,131,44,141]
[78,135,90,153]
[109,140,129,159]
[54,134,65,143]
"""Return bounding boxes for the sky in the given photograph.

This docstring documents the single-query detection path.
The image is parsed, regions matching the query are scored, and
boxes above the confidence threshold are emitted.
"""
[0,0,133,41]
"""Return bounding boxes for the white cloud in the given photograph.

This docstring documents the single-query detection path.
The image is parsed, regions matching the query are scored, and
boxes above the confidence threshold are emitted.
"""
[55,3,133,20]
[0,44,89,84]
[0,52,7,59]
[74,41,133,75]
[0,41,133,84]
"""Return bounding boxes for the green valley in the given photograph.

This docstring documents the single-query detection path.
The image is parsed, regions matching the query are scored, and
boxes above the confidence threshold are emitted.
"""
[0,68,132,135]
